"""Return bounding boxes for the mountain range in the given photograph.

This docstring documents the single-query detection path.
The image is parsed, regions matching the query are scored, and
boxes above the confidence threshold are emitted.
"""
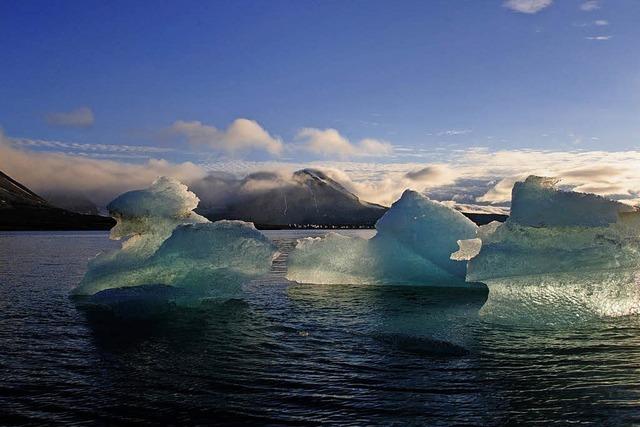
[0,169,506,230]
[194,169,506,227]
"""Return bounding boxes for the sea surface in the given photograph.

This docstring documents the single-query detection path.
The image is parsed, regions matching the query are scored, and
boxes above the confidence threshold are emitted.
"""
[1,230,640,426]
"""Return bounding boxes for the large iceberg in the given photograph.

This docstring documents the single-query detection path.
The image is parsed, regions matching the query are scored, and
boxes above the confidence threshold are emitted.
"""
[461,176,640,320]
[74,177,278,302]
[286,190,482,287]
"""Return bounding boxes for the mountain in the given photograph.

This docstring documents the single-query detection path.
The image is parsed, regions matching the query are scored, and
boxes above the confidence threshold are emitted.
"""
[194,168,507,228]
[195,169,388,227]
[0,171,114,230]
[40,191,100,215]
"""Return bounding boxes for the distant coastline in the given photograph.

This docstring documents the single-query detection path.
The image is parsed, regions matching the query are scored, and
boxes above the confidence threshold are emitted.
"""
[252,212,507,230]
[0,212,507,232]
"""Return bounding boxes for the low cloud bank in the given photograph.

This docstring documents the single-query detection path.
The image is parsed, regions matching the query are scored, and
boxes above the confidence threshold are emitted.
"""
[0,131,206,206]
[2,131,640,213]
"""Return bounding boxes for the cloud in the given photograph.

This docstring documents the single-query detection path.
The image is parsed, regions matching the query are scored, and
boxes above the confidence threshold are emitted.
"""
[169,118,283,155]
[45,107,94,128]
[465,151,640,204]
[315,165,457,206]
[405,165,456,182]
[585,35,612,40]
[0,130,205,206]
[572,183,630,196]
[476,176,528,204]
[11,138,174,156]
[574,20,609,27]
[297,128,393,158]
[437,129,472,136]
[199,146,640,207]
[580,1,600,11]
[5,127,640,211]
[503,0,553,14]
[559,165,622,180]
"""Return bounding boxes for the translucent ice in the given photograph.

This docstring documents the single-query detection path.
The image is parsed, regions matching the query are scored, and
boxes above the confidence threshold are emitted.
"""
[287,190,481,287]
[508,176,636,228]
[74,177,278,300]
[460,175,640,320]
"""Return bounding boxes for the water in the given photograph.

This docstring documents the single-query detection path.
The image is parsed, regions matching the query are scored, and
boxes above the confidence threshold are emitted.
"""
[1,230,640,425]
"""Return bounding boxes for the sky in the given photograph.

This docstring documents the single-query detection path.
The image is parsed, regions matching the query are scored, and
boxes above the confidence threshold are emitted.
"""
[1,0,640,208]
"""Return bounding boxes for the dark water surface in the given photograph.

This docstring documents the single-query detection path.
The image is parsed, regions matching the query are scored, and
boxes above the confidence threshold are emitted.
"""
[1,231,640,425]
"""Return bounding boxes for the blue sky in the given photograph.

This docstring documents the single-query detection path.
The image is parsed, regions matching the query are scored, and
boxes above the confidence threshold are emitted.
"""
[1,0,640,206]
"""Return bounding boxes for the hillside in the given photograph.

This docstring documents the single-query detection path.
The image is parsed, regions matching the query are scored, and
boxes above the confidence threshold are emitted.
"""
[0,171,114,230]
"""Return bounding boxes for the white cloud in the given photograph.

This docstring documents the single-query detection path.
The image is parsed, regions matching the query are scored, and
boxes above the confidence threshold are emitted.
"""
[297,128,393,158]
[45,107,94,128]
[405,165,456,183]
[574,19,609,27]
[5,127,640,210]
[437,129,472,136]
[503,0,553,14]
[12,138,174,156]
[580,1,600,11]
[476,176,526,203]
[463,150,640,204]
[170,118,283,155]
[585,35,612,40]
[0,130,205,206]
[316,165,457,206]
[200,147,640,207]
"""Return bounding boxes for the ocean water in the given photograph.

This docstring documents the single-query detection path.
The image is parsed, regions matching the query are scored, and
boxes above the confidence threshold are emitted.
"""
[1,230,640,426]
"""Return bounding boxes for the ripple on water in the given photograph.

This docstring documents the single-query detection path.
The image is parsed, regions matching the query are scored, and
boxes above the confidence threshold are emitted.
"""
[1,230,640,425]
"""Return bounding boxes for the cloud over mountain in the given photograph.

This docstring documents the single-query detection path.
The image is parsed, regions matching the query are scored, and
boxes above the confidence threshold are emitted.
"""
[3,129,640,211]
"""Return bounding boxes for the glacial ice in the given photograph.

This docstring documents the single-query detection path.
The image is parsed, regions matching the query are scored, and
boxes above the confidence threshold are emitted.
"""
[74,177,278,301]
[286,190,481,287]
[465,175,640,282]
[508,176,635,228]
[461,175,640,320]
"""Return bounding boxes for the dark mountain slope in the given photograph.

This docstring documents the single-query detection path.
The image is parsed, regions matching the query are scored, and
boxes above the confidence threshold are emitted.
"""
[196,169,388,227]
[0,171,114,230]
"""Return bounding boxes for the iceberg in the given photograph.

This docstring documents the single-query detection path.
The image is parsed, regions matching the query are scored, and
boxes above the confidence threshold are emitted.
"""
[74,177,278,302]
[286,190,481,287]
[461,176,640,320]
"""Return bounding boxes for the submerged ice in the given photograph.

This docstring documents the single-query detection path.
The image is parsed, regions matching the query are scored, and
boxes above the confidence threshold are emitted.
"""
[74,177,278,301]
[286,190,481,287]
